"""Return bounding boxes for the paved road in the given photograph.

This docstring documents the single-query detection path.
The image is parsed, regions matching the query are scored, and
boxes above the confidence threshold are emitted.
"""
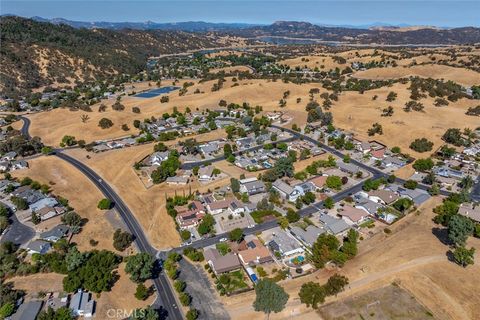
[0,213,35,246]
[19,115,31,139]
[54,151,183,319]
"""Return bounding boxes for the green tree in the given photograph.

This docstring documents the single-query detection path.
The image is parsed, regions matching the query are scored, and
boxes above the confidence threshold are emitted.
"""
[37,306,74,320]
[97,198,112,210]
[129,307,159,320]
[174,280,186,293]
[98,118,114,129]
[326,176,342,190]
[453,246,475,267]
[412,158,434,172]
[186,308,199,320]
[448,215,474,246]
[253,279,289,319]
[229,228,244,243]
[0,303,15,318]
[324,274,349,296]
[134,283,149,300]
[125,253,155,283]
[403,180,418,190]
[323,197,334,209]
[113,229,134,251]
[179,292,191,306]
[65,246,85,271]
[286,209,300,223]
[299,282,326,309]
[230,178,240,193]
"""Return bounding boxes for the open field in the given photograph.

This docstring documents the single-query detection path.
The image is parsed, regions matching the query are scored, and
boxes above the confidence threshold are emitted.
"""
[210,65,253,73]
[223,196,480,320]
[279,55,347,70]
[353,64,480,86]
[63,127,232,249]
[11,156,117,251]
[330,82,480,158]
[318,284,433,320]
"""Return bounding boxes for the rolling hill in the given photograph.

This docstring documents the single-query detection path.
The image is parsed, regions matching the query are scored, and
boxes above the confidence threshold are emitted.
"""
[0,16,247,96]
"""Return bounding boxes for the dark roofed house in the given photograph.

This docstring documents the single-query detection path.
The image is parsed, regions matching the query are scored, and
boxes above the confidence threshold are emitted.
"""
[319,213,350,236]
[204,248,241,274]
[240,178,266,195]
[26,240,52,255]
[12,300,43,320]
[40,224,69,242]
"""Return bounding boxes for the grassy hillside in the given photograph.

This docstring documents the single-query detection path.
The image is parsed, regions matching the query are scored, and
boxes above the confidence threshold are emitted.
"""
[0,16,239,96]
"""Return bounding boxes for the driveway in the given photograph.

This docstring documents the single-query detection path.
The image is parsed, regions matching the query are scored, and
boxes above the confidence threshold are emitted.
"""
[178,258,230,320]
[0,214,35,246]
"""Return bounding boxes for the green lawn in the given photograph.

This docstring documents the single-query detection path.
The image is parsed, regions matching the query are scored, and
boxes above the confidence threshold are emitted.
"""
[250,210,281,223]
[218,270,249,293]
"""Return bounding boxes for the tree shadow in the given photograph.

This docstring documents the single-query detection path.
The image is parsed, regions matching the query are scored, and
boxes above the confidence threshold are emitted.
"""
[431,227,452,246]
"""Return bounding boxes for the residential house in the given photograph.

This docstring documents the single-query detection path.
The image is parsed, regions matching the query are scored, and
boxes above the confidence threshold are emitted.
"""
[272,179,302,202]
[309,175,328,190]
[382,156,406,168]
[290,225,325,247]
[385,185,430,206]
[237,237,273,266]
[12,186,45,204]
[434,166,465,180]
[368,189,399,205]
[2,151,17,161]
[204,248,241,274]
[0,161,9,171]
[11,160,28,170]
[30,197,58,212]
[198,165,215,181]
[0,179,19,193]
[458,203,480,223]
[165,176,190,185]
[338,206,368,225]
[36,206,65,221]
[337,162,360,175]
[236,137,254,149]
[370,148,385,160]
[267,227,304,257]
[27,240,52,255]
[12,300,43,320]
[355,140,371,154]
[40,225,69,242]
[150,151,170,166]
[175,201,206,230]
[70,290,95,318]
[295,182,316,194]
[319,213,350,236]
[239,178,266,195]
[355,198,384,216]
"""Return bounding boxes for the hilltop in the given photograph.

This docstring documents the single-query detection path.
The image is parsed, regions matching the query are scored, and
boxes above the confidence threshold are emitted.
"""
[0,16,248,96]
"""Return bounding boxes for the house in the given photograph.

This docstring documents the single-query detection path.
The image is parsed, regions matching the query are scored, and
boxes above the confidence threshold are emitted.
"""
[368,189,399,205]
[386,185,430,206]
[319,213,350,236]
[40,224,69,242]
[198,165,215,181]
[272,179,302,202]
[165,176,190,185]
[240,178,266,195]
[36,206,65,220]
[434,166,465,180]
[150,151,170,166]
[30,197,58,212]
[204,248,241,274]
[355,198,384,216]
[295,182,316,194]
[290,225,325,247]
[237,237,273,266]
[11,160,28,170]
[337,162,360,175]
[175,200,205,230]
[12,186,45,204]
[356,141,371,154]
[370,148,385,160]
[458,203,480,223]
[382,156,406,168]
[0,161,9,171]
[309,175,328,190]
[70,290,95,318]
[236,137,254,149]
[0,179,19,192]
[2,151,17,161]
[338,206,368,225]
[199,142,220,156]
[267,227,304,257]
[12,300,43,320]
[27,240,52,254]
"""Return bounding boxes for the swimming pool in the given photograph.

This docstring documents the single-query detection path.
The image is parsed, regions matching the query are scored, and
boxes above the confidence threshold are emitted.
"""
[290,255,305,264]
[134,86,180,98]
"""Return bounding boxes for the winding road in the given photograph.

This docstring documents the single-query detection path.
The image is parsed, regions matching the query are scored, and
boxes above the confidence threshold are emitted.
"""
[19,116,183,320]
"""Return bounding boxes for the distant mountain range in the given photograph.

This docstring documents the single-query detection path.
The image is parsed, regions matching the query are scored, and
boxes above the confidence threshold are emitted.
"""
[28,16,260,31]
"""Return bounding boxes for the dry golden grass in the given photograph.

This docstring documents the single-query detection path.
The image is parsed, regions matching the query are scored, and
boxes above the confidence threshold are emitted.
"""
[330,82,479,158]
[353,64,480,86]
[11,156,117,251]
[210,65,253,74]
[279,55,346,70]
[225,197,480,320]
[10,273,65,295]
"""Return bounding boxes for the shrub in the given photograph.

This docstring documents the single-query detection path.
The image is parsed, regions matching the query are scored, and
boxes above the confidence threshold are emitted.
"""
[409,138,433,152]
[113,229,134,251]
[98,118,114,129]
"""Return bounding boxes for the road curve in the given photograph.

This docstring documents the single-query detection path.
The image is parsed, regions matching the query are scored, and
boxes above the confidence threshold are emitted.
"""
[54,151,183,319]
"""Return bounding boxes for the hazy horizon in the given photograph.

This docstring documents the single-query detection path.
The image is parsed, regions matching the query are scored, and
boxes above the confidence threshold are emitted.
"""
[2,1,480,28]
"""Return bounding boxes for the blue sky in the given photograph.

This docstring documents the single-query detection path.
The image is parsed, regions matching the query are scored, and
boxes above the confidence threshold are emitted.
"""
[2,1,480,27]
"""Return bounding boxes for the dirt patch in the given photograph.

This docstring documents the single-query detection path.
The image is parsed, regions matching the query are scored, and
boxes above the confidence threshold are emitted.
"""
[318,284,433,320]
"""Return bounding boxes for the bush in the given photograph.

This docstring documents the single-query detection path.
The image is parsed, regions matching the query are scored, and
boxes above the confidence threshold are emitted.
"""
[413,158,434,172]
[113,229,134,251]
[98,118,114,129]
[186,308,199,320]
[174,280,186,293]
[409,138,433,152]
[179,292,191,306]
[134,283,149,300]
[403,180,418,189]
[97,198,112,210]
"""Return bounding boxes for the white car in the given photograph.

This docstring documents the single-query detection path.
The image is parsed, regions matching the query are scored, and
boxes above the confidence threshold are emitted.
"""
[219,237,227,242]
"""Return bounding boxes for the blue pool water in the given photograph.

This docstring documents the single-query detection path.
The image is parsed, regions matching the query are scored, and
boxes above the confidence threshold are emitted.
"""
[134,86,180,98]
[291,255,305,263]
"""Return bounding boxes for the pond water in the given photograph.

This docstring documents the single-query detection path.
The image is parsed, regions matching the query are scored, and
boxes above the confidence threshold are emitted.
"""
[134,86,179,98]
